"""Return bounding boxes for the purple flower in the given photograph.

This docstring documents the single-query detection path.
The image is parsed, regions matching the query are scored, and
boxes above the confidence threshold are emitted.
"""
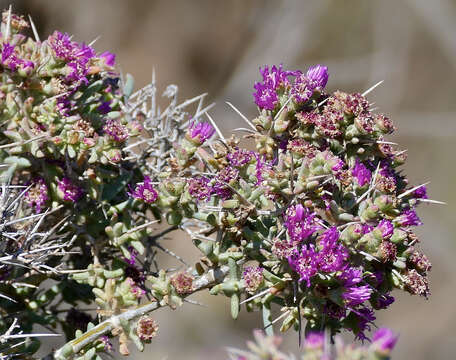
[213,166,239,200]
[396,209,422,226]
[76,43,96,60]
[48,31,95,63]
[48,31,78,60]
[291,64,329,104]
[331,158,344,173]
[414,185,428,199]
[188,121,215,144]
[253,64,297,110]
[376,293,395,309]
[1,43,15,62]
[375,219,394,239]
[227,148,253,167]
[99,51,116,67]
[254,153,270,185]
[339,267,363,287]
[1,43,21,71]
[24,178,48,213]
[284,204,320,243]
[99,336,113,352]
[291,74,314,104]
[47,31,95,85]
[361,224,373,234]
[342,285,372,306]
[317,227,348,272]
[372,328,398,353]
[129,176,158,204]
[58,177,83,202]
[306,64,329,91]
[103,119,129,142]
[97,100,112,114]
[188,176,213,201]
[352,159,371,187]
[253,82,278,110]
[261,64,296,88]
[287,245,318,287]
[242,266,264,293]
[124,246,138,266]
[126,277,145,299]
[304,332,324,349]
[354,307,376,341]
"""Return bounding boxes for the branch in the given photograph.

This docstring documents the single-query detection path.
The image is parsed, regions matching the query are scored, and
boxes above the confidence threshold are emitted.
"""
[53,265,230,359]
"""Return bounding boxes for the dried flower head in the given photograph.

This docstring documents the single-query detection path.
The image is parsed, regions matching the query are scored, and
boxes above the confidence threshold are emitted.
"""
[170,272,194,295]
[136,316,159,341]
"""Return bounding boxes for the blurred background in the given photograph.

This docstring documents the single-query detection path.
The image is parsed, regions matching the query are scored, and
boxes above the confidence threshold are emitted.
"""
[3,0,456,358]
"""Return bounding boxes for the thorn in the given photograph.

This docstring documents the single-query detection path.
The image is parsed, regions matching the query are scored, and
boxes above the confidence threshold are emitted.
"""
[5,5,12,40]
[263,310,290,330]
[205,112,226,144]
[88,35,101,47]
[418,198,446,205]
[240,288,270,305]
[398,182,430,199]
[28,15,40,42]
[274,96,293,120]
[362,80,384,97]
[226,101,257,131]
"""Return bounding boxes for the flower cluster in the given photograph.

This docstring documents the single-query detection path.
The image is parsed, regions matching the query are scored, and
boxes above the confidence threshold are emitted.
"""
[253,64,328,110]
[148,62,433,342]
[228,328,398,359]
[0,8,436,360]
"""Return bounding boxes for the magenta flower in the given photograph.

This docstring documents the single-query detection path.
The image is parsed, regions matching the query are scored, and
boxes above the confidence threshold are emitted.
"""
[47,31,96,85]
[284,204,320,243]
[372,328,398,353]
[317,227,348,272]
[103,119,129,142]
[213,166,239,200]
[342,285,372,306]
[227,148,253,167]
[253,82,279,110]
[292,64,329,104]
[99,51,116,67]
[291,74,314,104]
[339,267,363,287]
[58,177,83,202]
[253,64,298,110]
[254,153,270,185]
[396,209,422,226]
[129,176,158,204]
[304,332,324,349]
[287,245,318,287]
[352,159,372,187]
[376,293,395,309]
[24,178,49,213]
[354,307,376,341]
[97,100,112,114]
[1,43,15,62]
[260,64,296,89]
[306,64,329,91]
[1,43,22,71]
[188,176,213,201]
[414,185,428,199]
[188,121,215,144]
[242,266,264,293]
[375,219,394,239]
